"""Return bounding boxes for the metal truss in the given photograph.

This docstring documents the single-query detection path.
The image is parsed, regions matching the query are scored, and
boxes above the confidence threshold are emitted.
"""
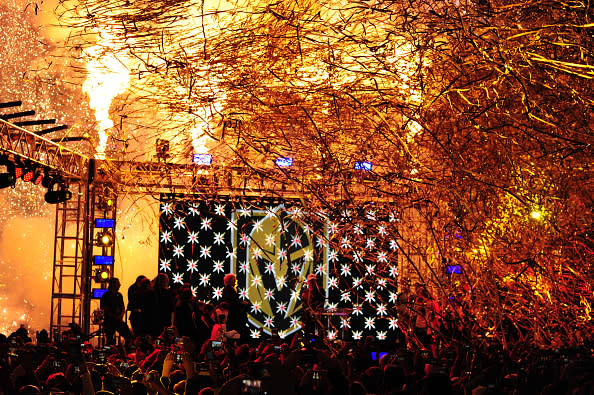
[0,119,90,180]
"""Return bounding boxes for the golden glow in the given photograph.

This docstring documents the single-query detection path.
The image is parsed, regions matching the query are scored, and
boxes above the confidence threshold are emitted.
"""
[82,31,131,160]
[530,210,542,220]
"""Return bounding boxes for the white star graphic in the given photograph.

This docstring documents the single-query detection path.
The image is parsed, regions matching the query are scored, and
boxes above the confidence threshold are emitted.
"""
[340,237,351,249]
[173,217,185,230]
[389,239,399,250]
[340,264,351,277]
[200,217,212,231]
[214,204,226,216]
[377,251,388,263]
[226,220,237,231]
[160,231,172,244]
[389,266,398,278]
[276,302,287,315]
[364,317,376,330]
[172,272,184,284]
[159,258,171,272]
[389,292,398,304]
[188,204,199,216]
[328,250,339,262]
[377,225,388,236]
[226,249,237,260]
[200,245,211,259]
[265,234,276,247]
[213,232,225,245]
[187,231,199,244]
[376,331,386,340]
[376,303,387,316]
[212,287,223,300]
[365,290,376,303]
[250,329,261,339]
[352,330,362,340]
[238,288,248,300]
[172,245,184,258]
[252,219,264,233]
[187,259,199,273]
[341,292,351,302]
[199,273,211,286]
[161,202,173,215]
[250,301,261,314]
[328,276,339,289]
[264,288,275,301]
[239,262,248,273]
[352,304,363,316]
[303,248,313,262]
[213,260,224,273]
[264,316,274,327]
[251,275,262,287]
[389,317,399,330]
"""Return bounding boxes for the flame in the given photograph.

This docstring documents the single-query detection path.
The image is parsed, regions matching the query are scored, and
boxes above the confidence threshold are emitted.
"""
[82,31,130,160]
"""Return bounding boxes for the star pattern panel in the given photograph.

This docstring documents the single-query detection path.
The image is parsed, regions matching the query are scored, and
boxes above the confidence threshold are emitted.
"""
[158,195,400,341]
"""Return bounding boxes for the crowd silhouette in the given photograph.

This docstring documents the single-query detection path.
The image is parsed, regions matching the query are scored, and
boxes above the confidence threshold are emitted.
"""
[1,273,594,394]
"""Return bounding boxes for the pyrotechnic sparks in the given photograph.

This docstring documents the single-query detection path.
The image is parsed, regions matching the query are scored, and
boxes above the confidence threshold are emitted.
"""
[82,31,130,160]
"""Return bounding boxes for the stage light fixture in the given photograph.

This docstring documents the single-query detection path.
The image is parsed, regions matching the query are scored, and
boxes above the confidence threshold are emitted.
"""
[41,170,57,189]
[156,139,170,160]
[94,268,110,283]
[44,183,72,204]
[96,230,114,247]
[32,167,44,185]
[0,155,16,189]
[192,153,212,166]
[21,161,35,183]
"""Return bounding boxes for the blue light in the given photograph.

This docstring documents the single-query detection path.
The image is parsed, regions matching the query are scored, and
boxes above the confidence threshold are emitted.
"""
[354,161,372,171]
[94,255,114,266]
[92,288,108,298]
[446,265,462,274]
[95,218,115,228]
[275,157,293,167]
[192,154,212,166]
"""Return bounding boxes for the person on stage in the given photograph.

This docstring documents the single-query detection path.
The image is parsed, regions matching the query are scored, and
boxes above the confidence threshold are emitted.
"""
[301,273,325,337]
[221,273,248,341]
[100,277,133,346]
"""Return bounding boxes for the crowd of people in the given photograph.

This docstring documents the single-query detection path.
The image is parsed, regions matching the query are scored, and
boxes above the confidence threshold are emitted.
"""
[1,273,594,394]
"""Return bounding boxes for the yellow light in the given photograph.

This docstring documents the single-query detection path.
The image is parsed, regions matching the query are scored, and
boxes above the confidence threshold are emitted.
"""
[107,199,113,207]
[100,270,109,280]
[530,210,542,220]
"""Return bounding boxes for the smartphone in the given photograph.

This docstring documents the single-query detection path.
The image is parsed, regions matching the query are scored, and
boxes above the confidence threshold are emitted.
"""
[211,340,222,349]
[241,379,262,394]
[175,353,183,363]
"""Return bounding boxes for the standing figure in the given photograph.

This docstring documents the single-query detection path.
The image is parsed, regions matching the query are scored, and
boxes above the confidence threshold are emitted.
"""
[152,273,175,336]
[100,278,133,345]
[221,273,248,341]
[301,273,325,337]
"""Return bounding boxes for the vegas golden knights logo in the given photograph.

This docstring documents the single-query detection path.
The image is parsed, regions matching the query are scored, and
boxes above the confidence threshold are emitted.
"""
[232,204,324,337]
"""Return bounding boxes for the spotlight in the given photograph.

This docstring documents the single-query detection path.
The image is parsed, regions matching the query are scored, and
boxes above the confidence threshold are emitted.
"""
[32,167,44,185]
[96,230,114,247]
[94,268,110,283]
[0,155,16,189]
[44,183,72,204]
[21,162,34,182]
[41,170,58,189]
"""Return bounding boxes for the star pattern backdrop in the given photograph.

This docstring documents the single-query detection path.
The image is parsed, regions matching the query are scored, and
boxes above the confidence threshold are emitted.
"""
[158,195,400,341]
